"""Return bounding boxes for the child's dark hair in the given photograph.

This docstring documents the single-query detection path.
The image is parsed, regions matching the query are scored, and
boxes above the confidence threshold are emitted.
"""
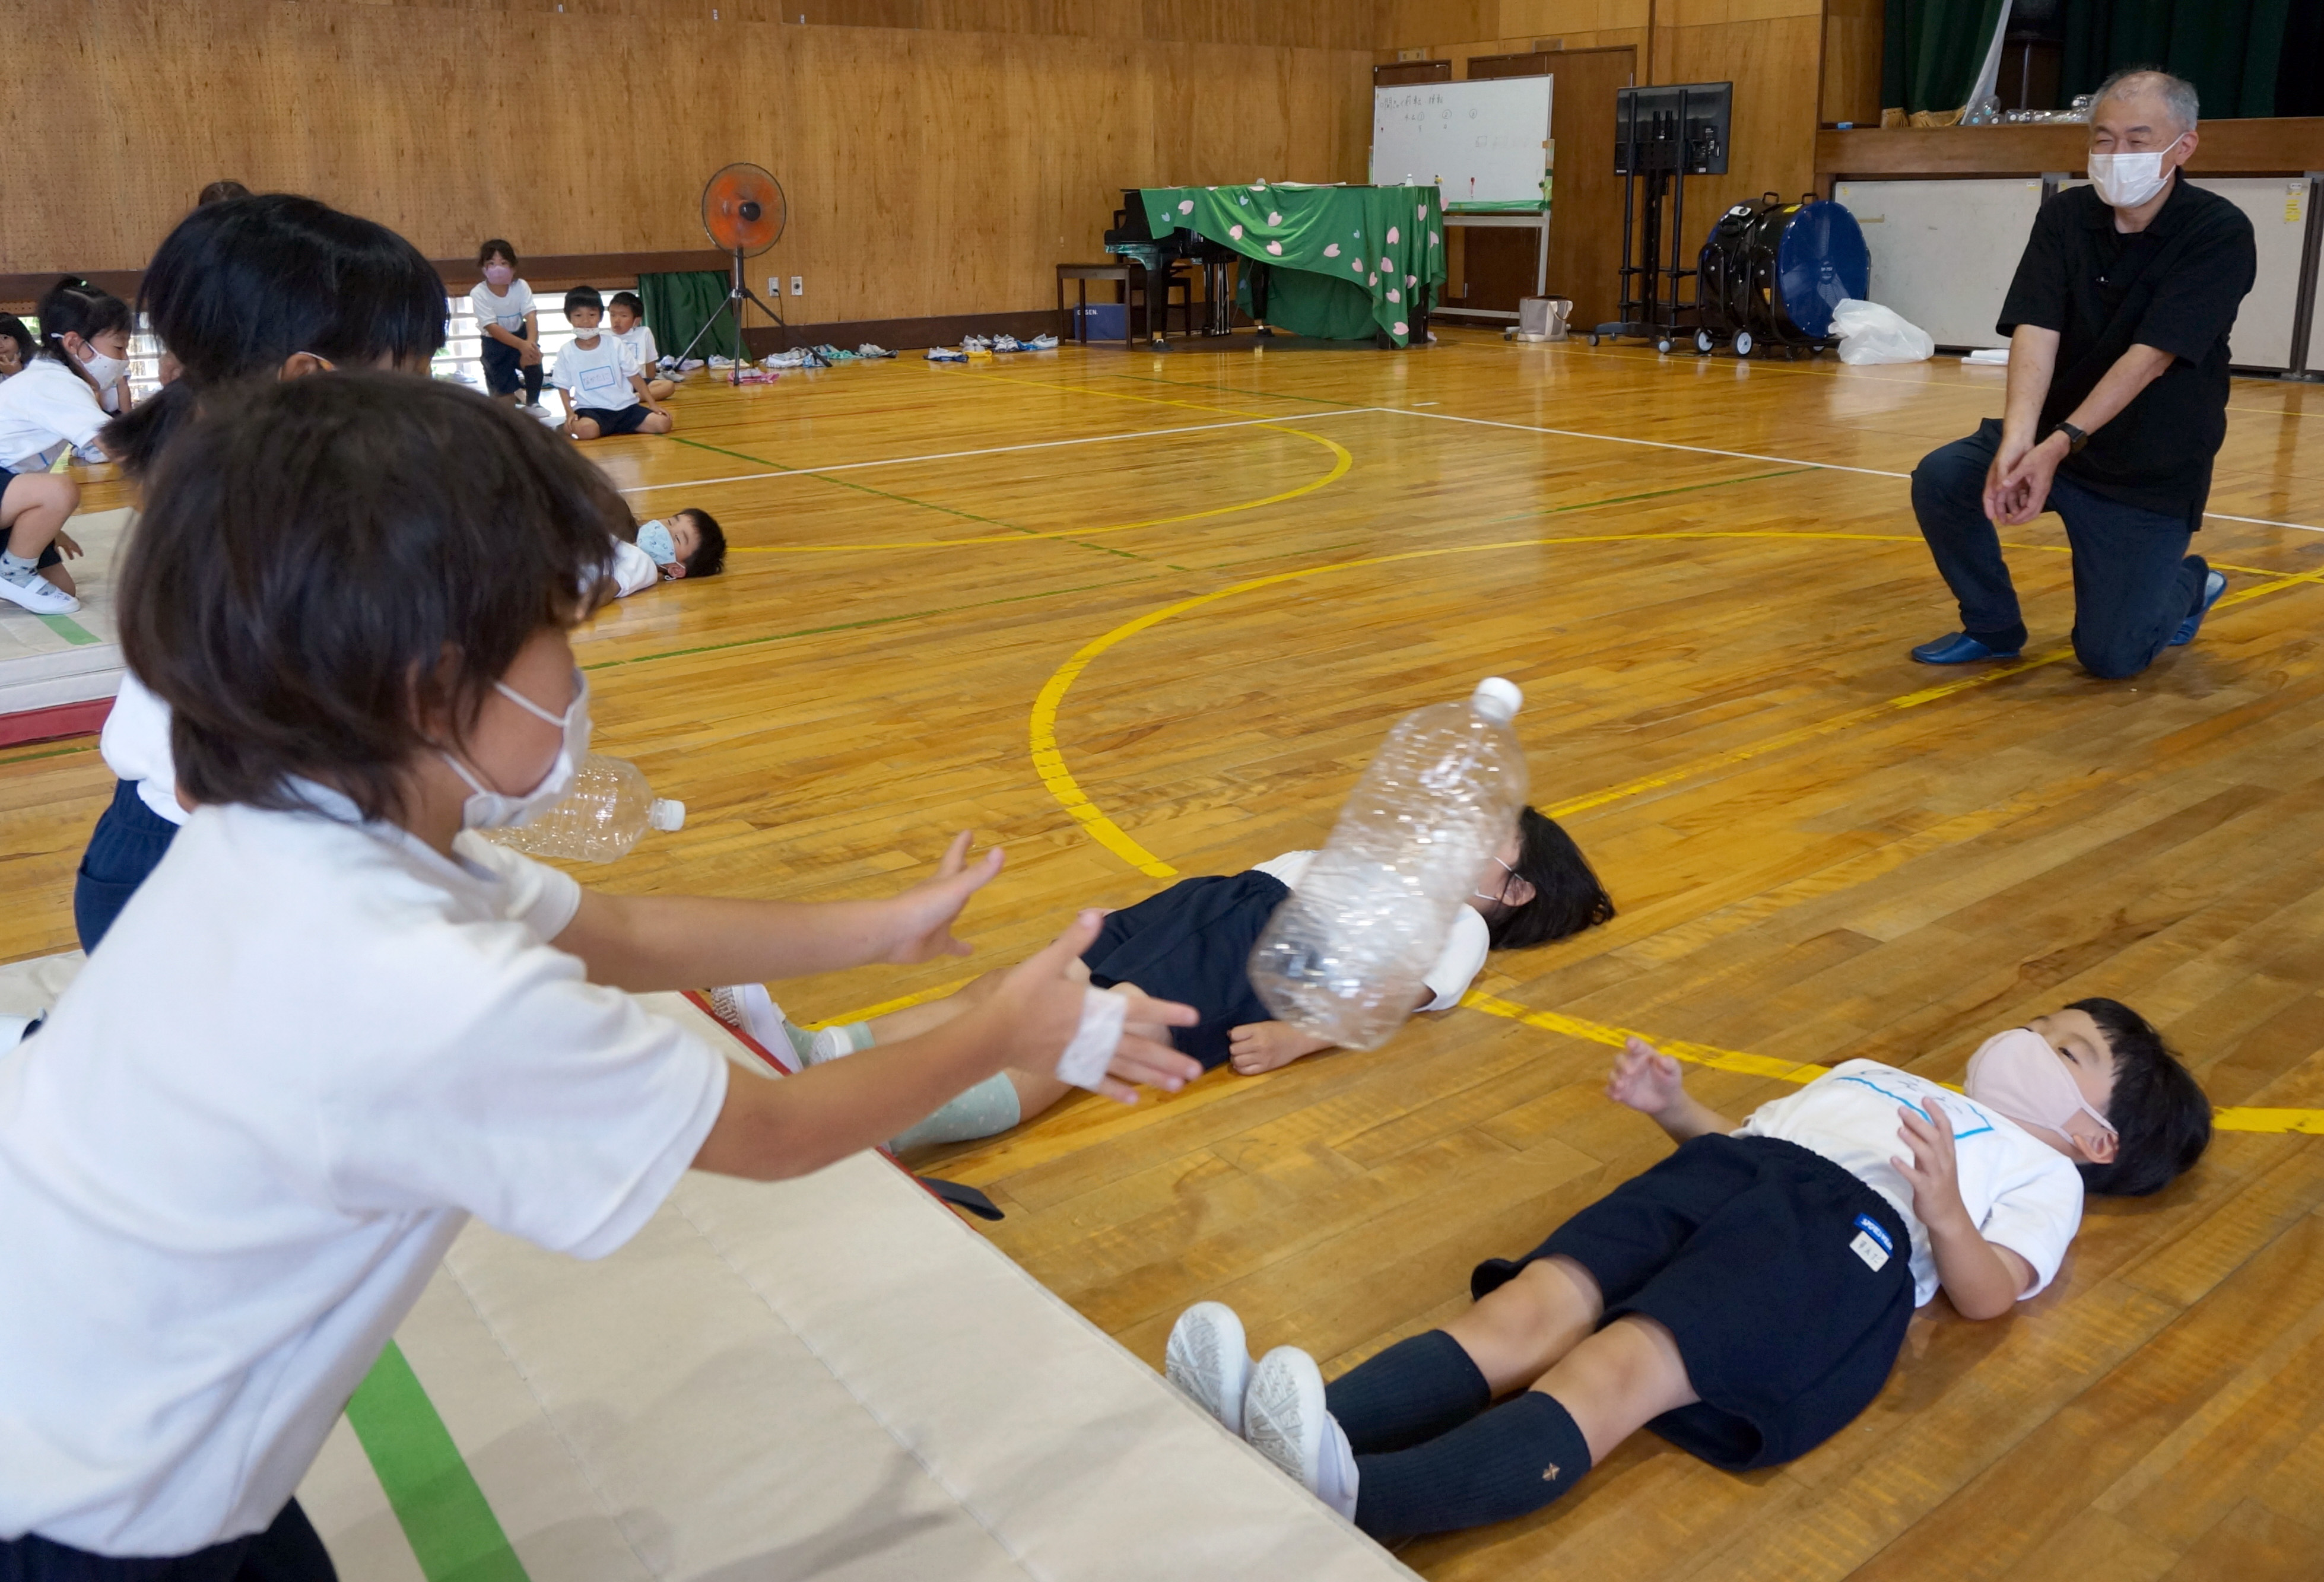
[118,373,625,825]
[1487,806,1615,949]
[0,314,33,367]
[33,277,132,392]
[103,195,447,480]
[564,285,604,317]
[676,507,727,579]
[2067,997,2210,1196]
[608,290,643,317]
[477,238,518,269]
[196,179,251,206]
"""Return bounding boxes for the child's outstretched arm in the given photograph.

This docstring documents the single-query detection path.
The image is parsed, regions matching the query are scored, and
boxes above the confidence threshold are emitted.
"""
[1607,1035,1735,1142]
[1893,1102,2037,1320]
[555,830,1005,990]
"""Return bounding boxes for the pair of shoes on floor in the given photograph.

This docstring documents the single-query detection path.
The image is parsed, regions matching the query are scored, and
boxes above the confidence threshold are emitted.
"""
[991,335,1025,353]
[811,343,856,362]
[926,345,968,363]
[0,573,81,615]
[2170,568,2228,646]
[763,349,808,369]
[855,343,897,359]
[961,335,993,352]
[1166,1303,1358,1519]
[678,357,707,371]
[1026,332,1059,351]
[706,354,734,369]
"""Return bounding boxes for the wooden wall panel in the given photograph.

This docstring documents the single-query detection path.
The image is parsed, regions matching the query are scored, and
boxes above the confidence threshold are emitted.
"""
[0,1,1371,323]
[1655,8,1824,216]
[1820,0,1883,126]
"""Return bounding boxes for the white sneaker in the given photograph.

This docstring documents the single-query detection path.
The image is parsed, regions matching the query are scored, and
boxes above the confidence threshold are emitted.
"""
[1167,1303,1253,1437]
[705,983,812,1072]
[0,575,81,615]
[679,358,707,371]
[926,347,967,363]
[1244,1346,1357,1519]
[1027,333,1059,351]
[961,335,993,352]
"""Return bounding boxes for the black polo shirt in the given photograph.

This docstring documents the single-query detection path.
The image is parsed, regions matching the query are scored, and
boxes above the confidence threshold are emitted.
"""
[1996,176,2256,523]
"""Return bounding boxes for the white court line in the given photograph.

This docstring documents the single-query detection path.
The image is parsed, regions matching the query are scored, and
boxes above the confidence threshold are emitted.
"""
[618,408,1381,495]
[1389,407,2324,534]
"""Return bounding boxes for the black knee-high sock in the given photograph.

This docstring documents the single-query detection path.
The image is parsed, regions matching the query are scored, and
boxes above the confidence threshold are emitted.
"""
[1323,1330,1492,1455]
[1352,1391,1593,1540]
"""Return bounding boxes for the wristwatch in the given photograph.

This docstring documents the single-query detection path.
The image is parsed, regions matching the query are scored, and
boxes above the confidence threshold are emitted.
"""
[2054,420,2090,453]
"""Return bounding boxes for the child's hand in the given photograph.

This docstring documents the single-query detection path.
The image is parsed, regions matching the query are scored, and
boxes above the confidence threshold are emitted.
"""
[990,914,1195,1102]
[1095,984,1202,1103]
[1227,1019,1335,1075]
[878,830,1004,964]
[53,530,81,560]
[1891,1102,1973,1236]
[1607,1035,1686,1116]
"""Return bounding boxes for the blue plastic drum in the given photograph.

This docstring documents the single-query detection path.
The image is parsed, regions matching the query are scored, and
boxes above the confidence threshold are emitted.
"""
[1770,199,1869,341]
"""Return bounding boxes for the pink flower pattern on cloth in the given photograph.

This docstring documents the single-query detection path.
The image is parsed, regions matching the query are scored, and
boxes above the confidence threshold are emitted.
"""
[1323,243,1340,257]
[1266,241,1283,255]
[1156,186,1433,342]
[1229,224,1243,239]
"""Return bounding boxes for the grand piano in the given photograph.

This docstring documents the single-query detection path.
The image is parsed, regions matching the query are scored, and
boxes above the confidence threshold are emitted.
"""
[1103,189,1239,345]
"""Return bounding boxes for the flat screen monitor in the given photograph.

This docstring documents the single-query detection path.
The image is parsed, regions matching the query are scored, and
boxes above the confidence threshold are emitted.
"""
[1614,83,1732,176]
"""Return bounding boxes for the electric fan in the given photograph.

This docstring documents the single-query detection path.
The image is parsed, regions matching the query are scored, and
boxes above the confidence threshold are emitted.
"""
[673,163,790,380]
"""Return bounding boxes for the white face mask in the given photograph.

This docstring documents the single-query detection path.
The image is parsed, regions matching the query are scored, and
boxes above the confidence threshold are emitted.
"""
[1963,1027,2117,1151]
[1474,856,1517,905]
[442,669,590,829]
[2087,135,2186,209]
[77,345,127,389]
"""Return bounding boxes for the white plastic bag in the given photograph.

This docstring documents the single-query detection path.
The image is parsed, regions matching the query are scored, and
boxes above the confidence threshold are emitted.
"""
[1830,298,1935,365]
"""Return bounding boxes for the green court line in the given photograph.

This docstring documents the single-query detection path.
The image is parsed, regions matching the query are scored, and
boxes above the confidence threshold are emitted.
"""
[345,1341,529,1582]
[0,740,97,767]
[582,573,1154,672]
[34,614,101,646]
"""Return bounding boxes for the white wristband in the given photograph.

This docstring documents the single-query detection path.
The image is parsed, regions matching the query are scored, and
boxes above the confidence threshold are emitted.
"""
[1053,986,1128,1091]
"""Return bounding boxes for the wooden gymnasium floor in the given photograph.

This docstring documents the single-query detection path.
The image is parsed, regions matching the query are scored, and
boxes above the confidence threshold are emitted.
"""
[6,329,2324,1578]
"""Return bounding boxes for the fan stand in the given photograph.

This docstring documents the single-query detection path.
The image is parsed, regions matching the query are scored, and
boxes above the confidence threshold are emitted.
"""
[674,245,788,385]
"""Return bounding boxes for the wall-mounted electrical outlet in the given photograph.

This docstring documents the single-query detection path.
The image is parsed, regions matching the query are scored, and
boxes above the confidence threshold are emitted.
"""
[769,277,781,297]
[790,276,804,297]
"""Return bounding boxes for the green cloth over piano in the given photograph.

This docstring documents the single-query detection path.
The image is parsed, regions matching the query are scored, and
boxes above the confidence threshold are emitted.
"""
[1136,183,1446,346]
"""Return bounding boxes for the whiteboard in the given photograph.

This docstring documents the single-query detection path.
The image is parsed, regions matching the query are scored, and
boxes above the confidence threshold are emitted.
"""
[1834,178,2044,350]
[1370,79,1552,207]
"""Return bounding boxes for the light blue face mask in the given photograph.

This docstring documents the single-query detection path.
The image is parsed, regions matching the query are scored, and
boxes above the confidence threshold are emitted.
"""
[636,519,677,566]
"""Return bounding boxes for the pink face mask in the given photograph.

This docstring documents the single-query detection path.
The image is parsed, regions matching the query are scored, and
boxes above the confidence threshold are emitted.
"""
[1963,1027,2117,1149]
[483,263,515,288]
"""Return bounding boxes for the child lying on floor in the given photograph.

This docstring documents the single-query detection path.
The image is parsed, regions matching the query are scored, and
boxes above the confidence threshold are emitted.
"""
[609,508,726,595]
[710,806,1613,1154]
[1164,1002,2211,1541]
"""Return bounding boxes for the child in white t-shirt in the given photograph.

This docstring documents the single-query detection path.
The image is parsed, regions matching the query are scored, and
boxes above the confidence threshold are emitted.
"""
[469,238,542,409]
[607,291,676,400]
[0,371,1202,1574]
[609,508,726,595]
[551,287,673,441]
[1167,1002,2211,1542]
[0,278,129,617]
[717,807,1614,1155]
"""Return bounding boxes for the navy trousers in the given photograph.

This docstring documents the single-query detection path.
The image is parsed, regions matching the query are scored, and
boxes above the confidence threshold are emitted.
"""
[73,779,179,954]
[1911,418,2209,680]
[0,1501,334,1581]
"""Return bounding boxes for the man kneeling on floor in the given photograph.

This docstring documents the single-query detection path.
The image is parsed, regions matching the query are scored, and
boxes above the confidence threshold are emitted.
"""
[1908,68,2254,679]
[1166,1003,2210,1541]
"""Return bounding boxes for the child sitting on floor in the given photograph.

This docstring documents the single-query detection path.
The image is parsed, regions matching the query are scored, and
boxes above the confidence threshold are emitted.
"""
[550,287,672,441]
[1164,1002,2212,1542]
[712,806,1612,1154]
[609,507,726,595]
[606,291,676,401]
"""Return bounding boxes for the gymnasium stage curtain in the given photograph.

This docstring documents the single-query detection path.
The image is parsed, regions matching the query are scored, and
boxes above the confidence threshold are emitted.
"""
[1882,0,2010,121]
[1136,183,1446,346]
[638,270,729,363]
[2061,0,2308,120]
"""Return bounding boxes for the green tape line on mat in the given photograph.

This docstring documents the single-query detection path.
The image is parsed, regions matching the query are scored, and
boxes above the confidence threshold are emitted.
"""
[345,1341,531,1582]
[36,614,100,646]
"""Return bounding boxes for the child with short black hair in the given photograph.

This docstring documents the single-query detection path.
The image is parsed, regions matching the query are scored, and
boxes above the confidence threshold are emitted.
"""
[606,290,676,399]
[0,371,1199,1576]
[469,239,542,410]
[551,287,673,441]
[0,313,33,379]
[1166,1000,2211,1542]
[716,806,1613,1154]
[0,277,133,616]
[609,508,728,595]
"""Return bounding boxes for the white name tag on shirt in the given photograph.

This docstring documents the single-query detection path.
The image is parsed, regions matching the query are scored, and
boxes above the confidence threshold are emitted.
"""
[1849,1212,1894,1272]
[581,364,621,392]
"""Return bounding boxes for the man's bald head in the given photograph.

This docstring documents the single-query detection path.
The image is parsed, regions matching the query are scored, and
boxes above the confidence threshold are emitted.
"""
[2092,68,2199,141]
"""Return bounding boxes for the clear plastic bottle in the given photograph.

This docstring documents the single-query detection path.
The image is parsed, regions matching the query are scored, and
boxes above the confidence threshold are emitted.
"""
[1247,678,1529,1050]
[485,753,685,863]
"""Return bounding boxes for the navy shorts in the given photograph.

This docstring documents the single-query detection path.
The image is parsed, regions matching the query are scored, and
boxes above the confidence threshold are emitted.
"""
[575,404,652,437]
[1082,870,1290,1069]
[1472,1133,1915,1470]
[479,332,541,398]
[0,1497,334,1579]
[0,463,54,564]
[74,779,180,953]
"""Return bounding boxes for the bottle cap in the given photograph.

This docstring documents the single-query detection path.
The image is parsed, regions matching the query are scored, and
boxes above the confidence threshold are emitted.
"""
[649,798,686,832]
[1470,676,1522,723]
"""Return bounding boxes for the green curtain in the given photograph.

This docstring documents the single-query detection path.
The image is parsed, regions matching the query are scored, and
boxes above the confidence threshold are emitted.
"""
[2061,0,2294,119]
[1882,0,2009,115]
[637,270,731,363]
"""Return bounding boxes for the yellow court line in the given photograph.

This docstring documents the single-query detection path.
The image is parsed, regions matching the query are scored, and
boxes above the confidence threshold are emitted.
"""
[1463,991,2324,1135]
[731,424,1354,551]
[1026,527,2323,862]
